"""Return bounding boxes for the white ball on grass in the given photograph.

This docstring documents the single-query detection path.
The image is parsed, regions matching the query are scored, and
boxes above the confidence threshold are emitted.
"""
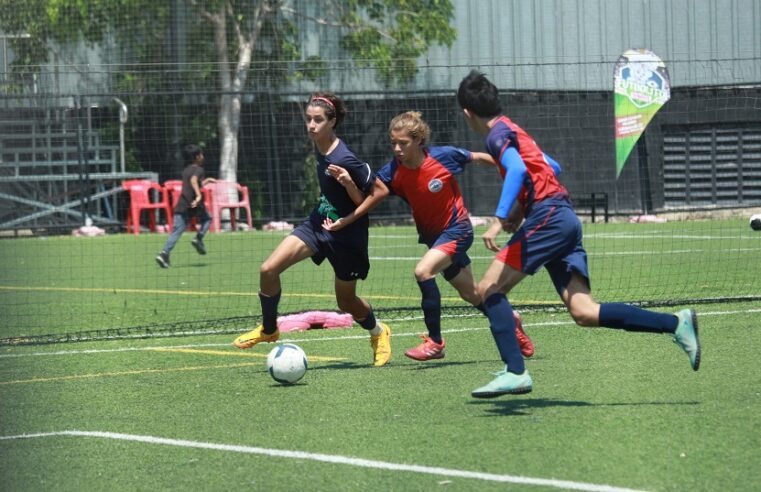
[750,214,761,231]
[266,343,308,385]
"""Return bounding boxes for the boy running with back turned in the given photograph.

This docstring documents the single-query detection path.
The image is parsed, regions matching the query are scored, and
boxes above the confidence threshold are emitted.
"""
[456,70,701,398]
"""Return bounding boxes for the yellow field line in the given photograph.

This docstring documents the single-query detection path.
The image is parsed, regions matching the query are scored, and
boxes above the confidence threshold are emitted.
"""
[0,361,259,386]
[0,285,553,304]
[150,347,345,362]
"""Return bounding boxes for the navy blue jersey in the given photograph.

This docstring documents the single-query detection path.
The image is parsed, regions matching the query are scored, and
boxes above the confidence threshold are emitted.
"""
[309,139,374,237]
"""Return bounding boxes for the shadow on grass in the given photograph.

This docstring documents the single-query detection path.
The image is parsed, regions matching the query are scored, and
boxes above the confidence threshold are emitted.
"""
[470,398,700,416]
[309,361,368,371]
[174,262,209,268]
[403,360,481,370]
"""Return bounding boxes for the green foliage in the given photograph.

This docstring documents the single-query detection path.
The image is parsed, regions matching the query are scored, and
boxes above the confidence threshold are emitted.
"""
[0,0,456,89]
[300,153,321,216]
[339,0,457,84]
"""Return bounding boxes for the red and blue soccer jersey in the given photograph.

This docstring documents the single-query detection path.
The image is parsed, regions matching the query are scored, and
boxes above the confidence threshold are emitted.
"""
[485,116,568,215]
[376,146,473,243]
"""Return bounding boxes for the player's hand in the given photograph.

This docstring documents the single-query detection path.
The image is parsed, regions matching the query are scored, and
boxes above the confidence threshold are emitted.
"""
[322,216,345,232]
[191,195,202,208]
[482,219,503,252]
[327,165,352,187]
[502,202,524,233]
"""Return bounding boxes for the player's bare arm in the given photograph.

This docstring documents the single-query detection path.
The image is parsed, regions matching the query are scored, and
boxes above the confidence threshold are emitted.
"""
[470,152,497,166]
[481,218,503,252]
[190,175,203,207]
[322,177,389,231]
[482,201,523,252]
[202,177,217,186]
[503,200,524,232]
[327,164,364,205]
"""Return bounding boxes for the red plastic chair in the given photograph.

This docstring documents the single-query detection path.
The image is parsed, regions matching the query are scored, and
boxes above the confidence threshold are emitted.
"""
[205,180,253,232]
[122,179,172,235]
[164,179,211,231]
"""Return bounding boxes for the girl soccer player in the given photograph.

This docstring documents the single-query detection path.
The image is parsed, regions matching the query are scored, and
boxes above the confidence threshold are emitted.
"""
[457,70,701,397]
[232,92,392,367]
[325,111,535,361]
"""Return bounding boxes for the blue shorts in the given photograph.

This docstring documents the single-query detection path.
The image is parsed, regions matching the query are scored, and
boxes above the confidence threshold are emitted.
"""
[496,198,590,294]
[292,219,370,282]
[423,220,473,281]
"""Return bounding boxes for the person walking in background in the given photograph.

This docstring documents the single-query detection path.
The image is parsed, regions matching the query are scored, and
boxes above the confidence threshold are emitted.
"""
[156,144,216,268]
[457,70,701,398]
[232,92,392,367]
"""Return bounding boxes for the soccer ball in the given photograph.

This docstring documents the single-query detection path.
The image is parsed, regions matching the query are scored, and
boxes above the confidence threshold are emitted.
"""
[266,343,308,385]
[750,214,761,231]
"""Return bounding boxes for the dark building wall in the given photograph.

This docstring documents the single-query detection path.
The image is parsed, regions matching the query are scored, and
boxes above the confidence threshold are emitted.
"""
[3,86,758,228]
[236,86,761,222]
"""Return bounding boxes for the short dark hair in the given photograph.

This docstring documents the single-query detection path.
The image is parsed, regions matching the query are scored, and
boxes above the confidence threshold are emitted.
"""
[307,92,347,127]
[182,144,203,165]
[457,70,502,118]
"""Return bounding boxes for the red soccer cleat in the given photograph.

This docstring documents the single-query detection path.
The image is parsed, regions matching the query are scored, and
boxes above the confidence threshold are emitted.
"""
[404,335,446,361]
[513,310,535,358]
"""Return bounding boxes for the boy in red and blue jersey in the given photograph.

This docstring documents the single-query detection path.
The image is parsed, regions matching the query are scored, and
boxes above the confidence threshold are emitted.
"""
[374,111,534,361]
[457,70,701,398]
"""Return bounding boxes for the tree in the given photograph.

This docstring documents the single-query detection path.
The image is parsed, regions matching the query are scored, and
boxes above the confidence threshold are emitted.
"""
[0,0,457,184]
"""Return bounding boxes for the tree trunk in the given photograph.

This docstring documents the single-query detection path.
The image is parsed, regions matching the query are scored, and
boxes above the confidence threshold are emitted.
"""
[209,4,257,228]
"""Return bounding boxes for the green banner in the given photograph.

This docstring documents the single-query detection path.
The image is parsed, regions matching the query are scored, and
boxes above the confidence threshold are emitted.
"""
[614,49,671,178]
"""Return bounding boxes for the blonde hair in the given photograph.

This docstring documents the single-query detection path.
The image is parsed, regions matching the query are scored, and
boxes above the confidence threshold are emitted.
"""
[389,111,431,145]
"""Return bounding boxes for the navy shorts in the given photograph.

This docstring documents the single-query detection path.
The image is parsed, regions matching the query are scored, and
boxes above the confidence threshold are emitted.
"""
[495,198,590,294]
[423,220,473,281]
[291,219,370,282]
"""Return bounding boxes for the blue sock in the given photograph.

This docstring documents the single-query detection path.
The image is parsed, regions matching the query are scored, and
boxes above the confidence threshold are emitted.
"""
[357,308,377,331]
[599,303,678,333]
[483,293,525,374]
[418,278,442,343]
[259,290,281,334]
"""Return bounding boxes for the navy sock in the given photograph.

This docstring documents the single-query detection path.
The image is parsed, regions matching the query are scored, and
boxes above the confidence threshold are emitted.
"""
[599,303,678,334]
[483,293,524,374]
[475,302,486,314]
[259,290,281,334]
[357,308,377,330]
[418,278,442,343]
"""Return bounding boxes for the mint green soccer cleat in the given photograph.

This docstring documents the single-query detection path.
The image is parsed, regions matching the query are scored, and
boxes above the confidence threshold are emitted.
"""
[673,308,701,371]
[471,367,533,398]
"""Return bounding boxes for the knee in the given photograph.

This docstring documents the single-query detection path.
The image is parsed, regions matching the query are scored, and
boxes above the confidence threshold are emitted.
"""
[477,279,497,300]
[569,304,599,327]
[414,266,433,282]
[459,287,481,306]
[260,260,278,280]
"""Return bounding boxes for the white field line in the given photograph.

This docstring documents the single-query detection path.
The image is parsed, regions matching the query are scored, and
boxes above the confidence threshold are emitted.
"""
[0,430,649,492]
[585,233,760,240]
[1,307,759,360]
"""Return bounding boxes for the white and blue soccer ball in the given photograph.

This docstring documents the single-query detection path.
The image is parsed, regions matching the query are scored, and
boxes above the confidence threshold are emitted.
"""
[750,214,761,231]
[266,343,308,385]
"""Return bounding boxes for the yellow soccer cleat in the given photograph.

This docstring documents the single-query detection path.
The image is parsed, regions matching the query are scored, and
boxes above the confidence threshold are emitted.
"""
[370,322,392,366]
[233,325,280,349]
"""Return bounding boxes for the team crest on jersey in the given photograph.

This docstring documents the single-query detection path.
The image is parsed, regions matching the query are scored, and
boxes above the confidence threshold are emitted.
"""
[428,179,443,193]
